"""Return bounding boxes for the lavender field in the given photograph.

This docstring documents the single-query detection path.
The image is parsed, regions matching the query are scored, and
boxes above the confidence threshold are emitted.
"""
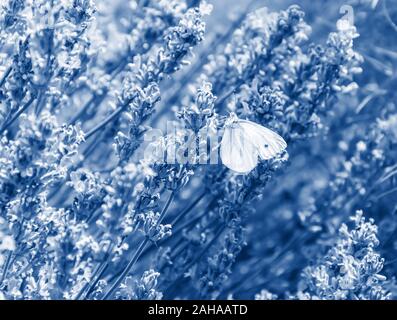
[0,0,396,300]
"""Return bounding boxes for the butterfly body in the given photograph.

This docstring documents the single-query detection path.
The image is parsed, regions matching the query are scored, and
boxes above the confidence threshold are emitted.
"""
[220,113,287,174]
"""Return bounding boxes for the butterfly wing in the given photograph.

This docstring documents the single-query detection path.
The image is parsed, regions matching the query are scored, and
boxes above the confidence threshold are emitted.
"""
[220,125,259,174]
[239,120,287,160]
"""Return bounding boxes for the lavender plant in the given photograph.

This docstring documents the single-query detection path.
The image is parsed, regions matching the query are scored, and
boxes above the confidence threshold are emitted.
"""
[0,0,396,300]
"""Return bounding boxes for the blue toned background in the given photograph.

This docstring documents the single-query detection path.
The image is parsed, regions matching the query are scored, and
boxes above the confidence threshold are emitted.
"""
[0,0,396,300]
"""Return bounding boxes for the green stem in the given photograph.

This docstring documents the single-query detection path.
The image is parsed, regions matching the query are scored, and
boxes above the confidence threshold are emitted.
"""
[79,262,109,300]
[101,238,149,300]
[69,94,97,125]
[383,0,397,33]
[164,225,225,298]
[159,191,175,224]
[0,251,12,285]
[84,98,132,139]
[171,191,205,225]
[139,192,211,261]
[228,231,304,294]
[0,96,35,135]
[0,66,12,88]
[102,191,176,300]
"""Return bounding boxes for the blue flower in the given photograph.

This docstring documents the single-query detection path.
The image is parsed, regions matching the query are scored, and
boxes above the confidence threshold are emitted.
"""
[298,211,390,300]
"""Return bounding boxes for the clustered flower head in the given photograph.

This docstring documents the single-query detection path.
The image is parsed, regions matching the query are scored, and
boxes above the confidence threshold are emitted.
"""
[298,211,390,300]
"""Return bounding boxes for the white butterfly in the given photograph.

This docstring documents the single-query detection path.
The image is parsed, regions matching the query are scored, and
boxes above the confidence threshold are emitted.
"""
[220,113,287,174]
